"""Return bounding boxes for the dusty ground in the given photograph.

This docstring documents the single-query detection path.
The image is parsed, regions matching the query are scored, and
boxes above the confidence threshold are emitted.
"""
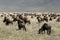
[0,16,60,40]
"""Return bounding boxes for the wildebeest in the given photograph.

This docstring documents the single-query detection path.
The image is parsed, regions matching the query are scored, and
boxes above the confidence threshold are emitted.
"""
[19,14,24,20]
[56,17,60,22]
[3,16,13,25]
[37,16,41,23]
[38,23,51,35]
[43,16,48,22]
[17,19,26,31]
[49,17,52,21]
[3,16,7,22]
[23,17,31,24]
[0,14,3,17]
[31,16,33,18]
[13,17,17,22]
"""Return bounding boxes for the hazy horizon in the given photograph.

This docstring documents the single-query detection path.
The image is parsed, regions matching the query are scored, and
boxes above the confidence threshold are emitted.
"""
[0,0,60,12]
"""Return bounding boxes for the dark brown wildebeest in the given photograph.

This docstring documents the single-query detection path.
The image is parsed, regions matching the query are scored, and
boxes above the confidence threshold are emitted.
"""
[17,19,26,31]
[38,23,51,35]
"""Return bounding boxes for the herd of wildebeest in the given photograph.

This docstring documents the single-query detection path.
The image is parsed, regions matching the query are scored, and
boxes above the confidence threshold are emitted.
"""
[0,13,60,35]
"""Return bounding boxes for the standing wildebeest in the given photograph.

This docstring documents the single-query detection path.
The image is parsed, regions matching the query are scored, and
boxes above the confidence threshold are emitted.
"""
[37,16,41,23]
[38,23,51,35]
[23,17,31,24]
[3,16,13,25]
[17,19,26,31]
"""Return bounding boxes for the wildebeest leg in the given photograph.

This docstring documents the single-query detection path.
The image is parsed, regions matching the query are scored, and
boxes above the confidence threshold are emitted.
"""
[24,21,27,24]
[38,20,40,23]
[28,21,30,24]
[43,30,45,34]
[38,19,41,23]
[18,25,21,30]
[38,29,40,34]
[47,30,51,35]
[38,29,43,34]
[48,29,51,35]
[5,22,9,25]
[23,25,26,31]
[11,22,13,25]
[47,30,49,35]
[3,19,6,22]
[46,19,48,22]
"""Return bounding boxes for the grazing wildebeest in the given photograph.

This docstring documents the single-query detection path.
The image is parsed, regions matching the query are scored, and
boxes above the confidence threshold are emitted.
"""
[17,19,26,31]
[38,23,51,35]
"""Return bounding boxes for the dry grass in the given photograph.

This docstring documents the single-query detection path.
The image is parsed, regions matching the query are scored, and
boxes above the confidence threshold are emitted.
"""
[0,16,60,40]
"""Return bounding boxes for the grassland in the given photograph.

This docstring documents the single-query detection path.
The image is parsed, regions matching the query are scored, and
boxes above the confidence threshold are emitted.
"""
[0,16,60,40]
